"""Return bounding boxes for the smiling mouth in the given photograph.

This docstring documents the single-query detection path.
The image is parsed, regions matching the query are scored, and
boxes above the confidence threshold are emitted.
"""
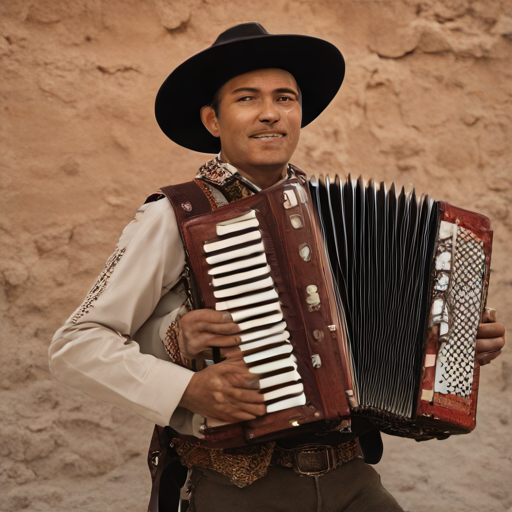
[251,134,285,140]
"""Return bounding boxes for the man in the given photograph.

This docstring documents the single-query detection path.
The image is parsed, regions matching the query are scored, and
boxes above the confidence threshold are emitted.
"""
[50,23,505,512]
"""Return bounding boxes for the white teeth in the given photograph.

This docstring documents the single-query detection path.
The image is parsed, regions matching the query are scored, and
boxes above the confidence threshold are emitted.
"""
[253,134,284,139]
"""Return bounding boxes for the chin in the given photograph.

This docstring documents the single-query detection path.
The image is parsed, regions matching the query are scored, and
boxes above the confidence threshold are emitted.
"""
[251,152,291,169]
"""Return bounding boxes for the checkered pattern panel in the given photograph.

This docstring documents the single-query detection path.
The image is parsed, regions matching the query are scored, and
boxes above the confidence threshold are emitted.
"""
[435,227,485,397]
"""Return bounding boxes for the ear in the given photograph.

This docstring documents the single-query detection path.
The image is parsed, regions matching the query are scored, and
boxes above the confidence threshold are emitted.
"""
[200,106,220,138]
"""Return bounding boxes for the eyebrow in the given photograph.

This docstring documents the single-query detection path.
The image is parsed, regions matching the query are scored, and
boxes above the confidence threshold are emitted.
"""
[230,87,299,98]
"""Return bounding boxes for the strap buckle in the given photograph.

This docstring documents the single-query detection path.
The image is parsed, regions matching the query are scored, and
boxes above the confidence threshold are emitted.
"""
[293,445,336,476]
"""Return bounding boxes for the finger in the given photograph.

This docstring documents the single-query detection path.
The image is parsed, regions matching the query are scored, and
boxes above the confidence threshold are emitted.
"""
[225,369,261,389]
[482,308,497,323]
[222,398,267,417]
[207,400,265,422]
[207,406,259,423]
[477,322,505,339]
[182,309,234,324]
[226,387,266,404]
[206,334,242,347]
[478,350,502,365]
[476,336,505,354]
[219,346,243,360]
[200,321,241,335]
[195,346,243,360]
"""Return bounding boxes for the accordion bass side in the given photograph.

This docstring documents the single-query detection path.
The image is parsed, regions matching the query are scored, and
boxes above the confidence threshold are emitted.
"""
[180,175,492,447]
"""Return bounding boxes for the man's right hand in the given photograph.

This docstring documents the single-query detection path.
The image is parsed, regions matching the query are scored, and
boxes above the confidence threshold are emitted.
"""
[178,357,266,423]
[178,309,241,360]
[177,308,266,423]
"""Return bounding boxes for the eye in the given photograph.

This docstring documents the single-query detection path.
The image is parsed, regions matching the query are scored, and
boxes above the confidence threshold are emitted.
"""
[277,96,295,102]
[237,96,254,102]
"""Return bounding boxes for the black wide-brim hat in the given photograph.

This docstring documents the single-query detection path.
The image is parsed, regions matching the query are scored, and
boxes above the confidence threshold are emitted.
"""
[155,22,345,154]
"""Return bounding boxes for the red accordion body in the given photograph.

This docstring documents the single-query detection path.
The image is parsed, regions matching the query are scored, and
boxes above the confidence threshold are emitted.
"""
[177,176,492,447]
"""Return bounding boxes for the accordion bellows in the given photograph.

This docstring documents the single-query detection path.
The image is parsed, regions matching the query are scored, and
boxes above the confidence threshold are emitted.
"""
[180,175,492,447]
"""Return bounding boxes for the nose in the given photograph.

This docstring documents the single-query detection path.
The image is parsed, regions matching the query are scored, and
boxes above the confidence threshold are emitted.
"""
[257,97,280,124]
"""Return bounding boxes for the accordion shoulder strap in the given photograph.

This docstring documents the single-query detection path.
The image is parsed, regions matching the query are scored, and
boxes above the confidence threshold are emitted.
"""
[160,180,214,235]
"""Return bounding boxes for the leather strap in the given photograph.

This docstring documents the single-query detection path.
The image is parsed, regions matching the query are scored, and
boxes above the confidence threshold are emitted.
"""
[161,181,213,236]
[147,426,188,512]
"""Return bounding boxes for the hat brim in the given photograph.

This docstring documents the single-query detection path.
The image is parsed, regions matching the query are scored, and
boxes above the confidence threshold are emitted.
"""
[155,34,345,154]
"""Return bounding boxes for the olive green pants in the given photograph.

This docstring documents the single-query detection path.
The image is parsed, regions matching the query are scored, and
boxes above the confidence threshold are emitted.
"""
[188,458,403,512]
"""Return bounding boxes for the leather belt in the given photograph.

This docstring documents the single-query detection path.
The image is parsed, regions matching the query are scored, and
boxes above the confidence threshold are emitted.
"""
[272,439,362,476]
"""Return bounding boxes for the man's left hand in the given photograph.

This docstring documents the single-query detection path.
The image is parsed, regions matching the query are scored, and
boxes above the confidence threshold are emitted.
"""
[475,309,505,366]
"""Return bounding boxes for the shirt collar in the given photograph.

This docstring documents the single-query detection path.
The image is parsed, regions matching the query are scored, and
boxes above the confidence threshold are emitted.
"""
[196,154,298,192]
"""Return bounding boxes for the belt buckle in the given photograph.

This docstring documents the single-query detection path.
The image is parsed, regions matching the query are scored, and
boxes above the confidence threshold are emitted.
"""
[294,445,336,476]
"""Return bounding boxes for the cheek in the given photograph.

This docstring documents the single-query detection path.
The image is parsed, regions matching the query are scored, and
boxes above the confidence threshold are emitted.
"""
[284,107,302,134]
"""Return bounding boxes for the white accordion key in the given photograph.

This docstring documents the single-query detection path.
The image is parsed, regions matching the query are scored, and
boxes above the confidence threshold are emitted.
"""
[239,331,290,352]
[206,241,265,265]
[237,312,284,332]
[249,354,296,375]
[208,253,267,276]
[231,302,281,323]
[204,230,261,253]
[239,321,287,343]
[217,218,259,236]
[215,289,279,311]
[243,343,293,364]
[259,368,301,389]
[206,211,307,418]
[259,369,301,390]
[216,211,256,228]
[212,265,271,287]
[266,393,306,413]
[263,382,304,403]
[213,276,274,299]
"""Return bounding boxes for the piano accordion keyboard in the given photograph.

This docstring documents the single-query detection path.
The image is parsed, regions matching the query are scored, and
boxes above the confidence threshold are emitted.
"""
[204,210,306,414]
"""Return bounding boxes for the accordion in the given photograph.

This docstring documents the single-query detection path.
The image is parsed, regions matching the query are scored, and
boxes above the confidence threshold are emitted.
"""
[179,175,492,447]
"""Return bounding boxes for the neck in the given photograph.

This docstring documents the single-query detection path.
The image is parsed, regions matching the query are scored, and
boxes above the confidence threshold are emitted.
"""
[220,155,287,190]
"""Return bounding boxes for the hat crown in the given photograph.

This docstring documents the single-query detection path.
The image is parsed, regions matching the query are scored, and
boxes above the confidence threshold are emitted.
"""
[213,22,270,46]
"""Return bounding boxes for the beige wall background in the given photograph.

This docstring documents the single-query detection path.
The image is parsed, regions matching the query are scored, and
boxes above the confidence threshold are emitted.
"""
[1,0,511,511]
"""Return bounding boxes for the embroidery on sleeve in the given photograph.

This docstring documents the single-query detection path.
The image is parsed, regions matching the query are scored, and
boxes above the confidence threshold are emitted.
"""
[71,247,126,324]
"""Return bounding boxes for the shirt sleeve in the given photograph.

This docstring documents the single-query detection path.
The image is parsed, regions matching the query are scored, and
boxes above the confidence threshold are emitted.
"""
[49,198,196,427]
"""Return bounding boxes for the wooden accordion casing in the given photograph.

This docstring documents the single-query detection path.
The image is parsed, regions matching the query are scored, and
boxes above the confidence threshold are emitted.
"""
[180,175,493,447]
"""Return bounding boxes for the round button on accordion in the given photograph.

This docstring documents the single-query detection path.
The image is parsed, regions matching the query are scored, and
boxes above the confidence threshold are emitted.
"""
[178,175,492,448]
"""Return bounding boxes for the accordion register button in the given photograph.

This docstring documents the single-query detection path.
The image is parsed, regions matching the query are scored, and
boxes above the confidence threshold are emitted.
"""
[290,214,303,229]
[306,285,320,306]
[435,274,450,291]
[436,251,451,271]
[311,354,322,369]
[313,330,324,341]
[299,243,311,261]
[283,189,298,209]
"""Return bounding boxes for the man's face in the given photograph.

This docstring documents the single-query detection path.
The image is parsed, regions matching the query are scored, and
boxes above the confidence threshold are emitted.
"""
[204,68,302,174]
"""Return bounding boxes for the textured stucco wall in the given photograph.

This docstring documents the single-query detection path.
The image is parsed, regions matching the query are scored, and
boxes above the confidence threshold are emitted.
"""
[1,0,511,510]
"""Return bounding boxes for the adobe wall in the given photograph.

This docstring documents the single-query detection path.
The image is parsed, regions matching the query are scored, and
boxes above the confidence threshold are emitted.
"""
[1,1,511,510]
